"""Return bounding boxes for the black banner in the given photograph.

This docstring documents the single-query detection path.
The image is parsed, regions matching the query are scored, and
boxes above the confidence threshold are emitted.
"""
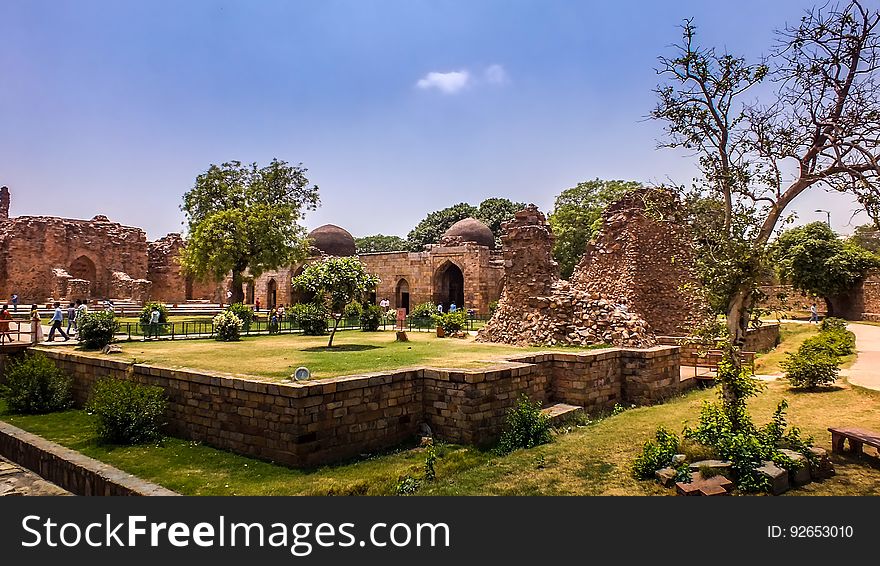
[0,497,873,564]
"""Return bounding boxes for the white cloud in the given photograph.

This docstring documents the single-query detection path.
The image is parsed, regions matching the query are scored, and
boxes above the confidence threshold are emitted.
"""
[484,64,508,84]
[416,70,471,94]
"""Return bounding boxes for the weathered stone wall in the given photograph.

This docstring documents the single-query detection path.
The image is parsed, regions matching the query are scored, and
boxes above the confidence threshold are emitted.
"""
[24,344,681,466]
[0,186,9,220]
[573,189,703,335]
[148,234,187,304]
[478,205,656,348]
[0,213,149,303]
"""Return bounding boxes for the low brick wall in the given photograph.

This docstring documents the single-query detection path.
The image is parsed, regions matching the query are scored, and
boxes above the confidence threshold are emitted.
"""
[658,324,781,365]
[20,345,682,467]
[0,421,177,496]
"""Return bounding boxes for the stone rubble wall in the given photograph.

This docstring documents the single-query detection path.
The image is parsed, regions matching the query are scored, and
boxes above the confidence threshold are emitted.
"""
[0,215,149,302]
[25,344,682,467]
[477,205,656,348]
[147,233,188,304]
[572,189,704,335]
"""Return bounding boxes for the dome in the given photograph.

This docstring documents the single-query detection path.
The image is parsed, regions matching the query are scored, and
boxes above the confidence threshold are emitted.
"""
[308,224,356,256]
[442,218,495,248]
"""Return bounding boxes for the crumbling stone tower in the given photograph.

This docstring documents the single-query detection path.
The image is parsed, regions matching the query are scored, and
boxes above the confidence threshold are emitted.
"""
[0,186,9,221]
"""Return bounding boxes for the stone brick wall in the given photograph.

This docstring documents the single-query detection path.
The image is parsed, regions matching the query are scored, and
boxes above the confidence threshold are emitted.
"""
[148,234,187,304]
[0,213,149,303]
[23,344,681,467]
[478,205,656,348]
[573,189,704,335]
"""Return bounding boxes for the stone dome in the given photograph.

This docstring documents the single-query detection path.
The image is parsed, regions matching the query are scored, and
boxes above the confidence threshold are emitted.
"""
[308,224,356,256]
[442,218,495,248]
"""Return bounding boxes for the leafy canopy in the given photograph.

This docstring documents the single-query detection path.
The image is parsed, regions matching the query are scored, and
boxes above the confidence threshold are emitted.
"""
[406,198,524,251]
[355,234,407,254]
[549,179,641,279]
[293,257,380,347]
[180,159,319,298]
[774,221,879,298]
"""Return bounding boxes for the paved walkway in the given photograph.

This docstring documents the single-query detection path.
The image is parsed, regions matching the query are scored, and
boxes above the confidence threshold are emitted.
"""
[0,456,70,496]
[843,322,880,392]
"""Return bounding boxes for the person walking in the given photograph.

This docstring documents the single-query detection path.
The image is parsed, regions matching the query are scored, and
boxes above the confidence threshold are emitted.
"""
[255,297,261,312]
[145,305,161,340]
[437,303,444,314]
[47,302,70,341]
[810,302,819,324]
[0,304,14,343]
[66,302,77,336]
[30,305,43,344]
[11,293,18,312]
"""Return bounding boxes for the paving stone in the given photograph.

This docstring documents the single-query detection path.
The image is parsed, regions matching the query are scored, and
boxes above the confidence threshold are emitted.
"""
[675,472,734,496]
[755,461,789,495]
[655,467,677,488]
[688,459,733,474]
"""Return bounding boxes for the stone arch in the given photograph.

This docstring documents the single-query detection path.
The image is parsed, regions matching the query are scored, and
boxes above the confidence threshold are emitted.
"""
[395,278,410,313]
[246,282,255,305]
[69,255,97,297]
[433,261,464,312]
[267,279,278,310]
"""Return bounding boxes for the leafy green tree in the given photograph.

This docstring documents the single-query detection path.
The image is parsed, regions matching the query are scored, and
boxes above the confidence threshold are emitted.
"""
[406,203,478,251]
[652,3,880,431]
[355,234,407,253]
[292,257,380,347]
[180,159,319,303]
[848,223,880,254]
[774,222,879,314]
[548,179,641,278]
[405,198,524,251]
[477,197,526,247]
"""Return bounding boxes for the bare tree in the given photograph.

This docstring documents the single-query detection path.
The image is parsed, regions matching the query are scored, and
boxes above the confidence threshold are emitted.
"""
[653,1,880,427]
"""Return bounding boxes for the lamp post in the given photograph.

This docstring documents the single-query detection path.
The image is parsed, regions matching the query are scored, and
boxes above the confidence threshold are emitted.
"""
[815,209,831,227]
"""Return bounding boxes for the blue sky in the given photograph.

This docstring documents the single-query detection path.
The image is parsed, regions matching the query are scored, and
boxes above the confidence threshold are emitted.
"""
[1,0,870,239]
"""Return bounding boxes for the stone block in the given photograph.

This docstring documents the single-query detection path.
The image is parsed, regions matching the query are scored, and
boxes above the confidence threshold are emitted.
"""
[755,461,789,495]
[778,449,812,486]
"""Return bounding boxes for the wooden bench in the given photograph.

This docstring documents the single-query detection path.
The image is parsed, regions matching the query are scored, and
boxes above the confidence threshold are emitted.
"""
[828,427,880,457]
[690,350,756,382]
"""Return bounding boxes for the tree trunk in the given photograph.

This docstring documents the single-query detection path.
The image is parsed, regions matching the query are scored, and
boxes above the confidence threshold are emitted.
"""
[230,271,246,304]
[327,315,341,347]
[824,297,834,318]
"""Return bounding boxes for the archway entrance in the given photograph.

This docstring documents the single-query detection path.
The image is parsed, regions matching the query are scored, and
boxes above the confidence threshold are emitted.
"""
[433,262,464,312]
[246,282,255,305]
[267,279,278,310]
[395,279,410,313]
[69,255,97,296]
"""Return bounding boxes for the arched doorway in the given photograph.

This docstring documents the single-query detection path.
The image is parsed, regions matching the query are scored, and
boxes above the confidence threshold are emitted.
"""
[69,255,97,296]
[246,282,255,305]
[395,279,410,313]
[433,261,464,312]
[267,279,278,310]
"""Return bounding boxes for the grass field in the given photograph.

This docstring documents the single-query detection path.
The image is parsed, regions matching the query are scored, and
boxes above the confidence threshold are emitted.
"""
[3,378,879,495]
[63,330,606,381]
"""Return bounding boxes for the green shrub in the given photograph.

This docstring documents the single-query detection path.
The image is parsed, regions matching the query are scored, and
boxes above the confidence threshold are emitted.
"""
[359,304,383,331]
[410,302,436,325]
[289,303,328,335]
[212,311,243,341]
[488,300,499,315]
[816,328,855,356]
[632,426,680,479]
[820,317,848,333]
[226,303,255,331]
[394,475,421,496]
[77,311,119,349]
[495,395,552,455]
[0,352,72,414]
[434,311,468,333]
[138,302,169,329]
[86,379,166,444]
[424,444,437,481]
[343,301,363,320]
[782,346,839,388]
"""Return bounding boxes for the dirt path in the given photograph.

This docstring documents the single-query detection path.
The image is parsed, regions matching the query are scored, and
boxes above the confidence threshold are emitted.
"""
[843,322,880,392]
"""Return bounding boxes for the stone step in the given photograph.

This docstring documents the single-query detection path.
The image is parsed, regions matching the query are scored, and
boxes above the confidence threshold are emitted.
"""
[540,403,584,426]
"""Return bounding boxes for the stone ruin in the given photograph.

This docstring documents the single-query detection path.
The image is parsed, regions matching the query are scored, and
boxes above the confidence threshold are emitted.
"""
[477,188,704,348]
[476,205,656,348]
[572,188,703,336]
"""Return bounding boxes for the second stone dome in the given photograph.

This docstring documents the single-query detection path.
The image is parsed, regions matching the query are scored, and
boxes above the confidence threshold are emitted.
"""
[442,218,495,248]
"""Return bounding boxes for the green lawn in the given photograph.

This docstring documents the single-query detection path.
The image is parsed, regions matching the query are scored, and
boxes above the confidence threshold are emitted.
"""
[3,378,880,495]
[754,322,819,375]
[62,330,606,381]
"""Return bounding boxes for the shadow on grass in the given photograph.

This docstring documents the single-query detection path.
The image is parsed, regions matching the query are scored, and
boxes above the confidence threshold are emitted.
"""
[786,386,846,394]
[300,345,382,352]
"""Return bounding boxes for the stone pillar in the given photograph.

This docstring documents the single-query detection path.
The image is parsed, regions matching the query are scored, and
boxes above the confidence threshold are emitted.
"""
[0,186,9,220]
[499,204,558,301]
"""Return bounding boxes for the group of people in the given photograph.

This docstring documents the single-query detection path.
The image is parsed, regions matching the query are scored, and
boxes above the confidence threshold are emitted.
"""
[0,298,89,344]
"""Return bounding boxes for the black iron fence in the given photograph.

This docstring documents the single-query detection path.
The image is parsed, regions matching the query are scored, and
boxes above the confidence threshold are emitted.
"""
[117,314,491,341]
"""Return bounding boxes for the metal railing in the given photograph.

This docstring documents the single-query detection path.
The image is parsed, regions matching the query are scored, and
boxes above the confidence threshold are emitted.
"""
[116,313,492,341]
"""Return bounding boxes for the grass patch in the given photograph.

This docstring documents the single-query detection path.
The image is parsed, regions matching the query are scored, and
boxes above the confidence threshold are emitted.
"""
[4,379,879,496]
[754,323,820,375]
[55,330,608,381]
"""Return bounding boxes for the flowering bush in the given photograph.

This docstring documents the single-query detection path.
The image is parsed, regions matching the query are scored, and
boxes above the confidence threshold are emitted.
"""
[213,311,243,342]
